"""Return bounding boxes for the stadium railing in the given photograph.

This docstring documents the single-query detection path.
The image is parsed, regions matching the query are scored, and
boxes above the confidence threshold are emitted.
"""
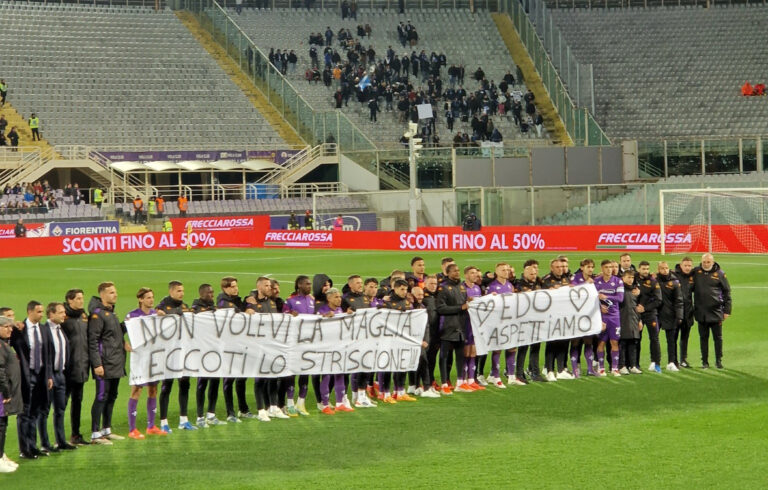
[499,0,610,146]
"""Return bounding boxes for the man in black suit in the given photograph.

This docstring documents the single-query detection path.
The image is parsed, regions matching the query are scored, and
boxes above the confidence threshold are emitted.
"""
[39,303,77,451]
[10,301,52,460]
[62,289,89,446]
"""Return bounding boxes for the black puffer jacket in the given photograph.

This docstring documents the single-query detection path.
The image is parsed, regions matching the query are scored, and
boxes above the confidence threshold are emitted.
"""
[312,274,333,308]
[657,272,684,330]
[436,277,467,342]
[62,303,90,383]
[674,264,695,327]
[693,262,732,323]
[87,296,126,379]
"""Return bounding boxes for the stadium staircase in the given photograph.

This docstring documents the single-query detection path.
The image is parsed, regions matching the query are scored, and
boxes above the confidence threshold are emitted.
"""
[0,102,59,155]
[492,13,571,145]
[175,10,304,147]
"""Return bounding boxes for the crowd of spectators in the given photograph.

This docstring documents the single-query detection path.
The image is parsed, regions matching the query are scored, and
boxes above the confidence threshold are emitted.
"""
[0,180,67,214]
[277,19,545,146]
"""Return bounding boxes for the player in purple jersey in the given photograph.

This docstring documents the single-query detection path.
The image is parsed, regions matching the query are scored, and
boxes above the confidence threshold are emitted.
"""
[459,266,484,392]
[594,260,625,376]
[124,288,167,439]
[316,288,352,414]
[570,258,597,377]
[483,263,517,388]
[283,275,315,416]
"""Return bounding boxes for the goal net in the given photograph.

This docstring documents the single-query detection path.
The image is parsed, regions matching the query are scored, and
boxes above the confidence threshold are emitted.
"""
[659,187,768,254]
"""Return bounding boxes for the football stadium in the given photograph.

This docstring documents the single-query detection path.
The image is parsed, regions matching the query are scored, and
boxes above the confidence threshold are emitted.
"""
[0,0,766,487]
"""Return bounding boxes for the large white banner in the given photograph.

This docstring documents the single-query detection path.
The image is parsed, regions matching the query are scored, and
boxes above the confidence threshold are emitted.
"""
[468,284,602,355]
[126,309,427,385]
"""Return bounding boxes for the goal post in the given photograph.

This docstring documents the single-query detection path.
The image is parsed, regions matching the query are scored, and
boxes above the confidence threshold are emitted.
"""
[659,187,768,255]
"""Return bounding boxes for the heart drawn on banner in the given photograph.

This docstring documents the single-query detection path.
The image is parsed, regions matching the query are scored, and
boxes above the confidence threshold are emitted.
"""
[569,287,590,312]
[474,300,494,327]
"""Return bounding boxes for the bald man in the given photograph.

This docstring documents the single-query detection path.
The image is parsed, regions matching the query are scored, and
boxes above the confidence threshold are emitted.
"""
[692,253,731,369]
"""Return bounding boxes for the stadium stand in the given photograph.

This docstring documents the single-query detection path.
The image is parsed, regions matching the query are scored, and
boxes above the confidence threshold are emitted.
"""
[229,7,547,145]
[0,2,285,147]
[548,5,768,139]
[539,173,768,226]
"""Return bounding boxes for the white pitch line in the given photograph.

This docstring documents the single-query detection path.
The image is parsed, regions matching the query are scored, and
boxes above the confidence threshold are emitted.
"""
[169,251,384,265]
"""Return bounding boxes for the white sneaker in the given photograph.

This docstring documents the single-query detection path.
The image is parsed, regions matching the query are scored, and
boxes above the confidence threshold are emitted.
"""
[630,367,643,374]
[649,362,656,372]
[268,406,289,419]
[0,459,17,473]
[406,385,416,395]
[420,388,440,398]
[619,367,630,375]
[355,396,374,408]
[257,409,271,422]
[476,375,488,386]
[2,454,18,469]
[592,360,599,370]
[546,371,557,382]
[598,369,607,377]
[611,369,621,377]
[316,403,324,411]
[508,376,526,386]
[351,392,358,403]
[541,368,549,376]
[414,386,424,396]
[556,370,574,380]
[667,362,679,372]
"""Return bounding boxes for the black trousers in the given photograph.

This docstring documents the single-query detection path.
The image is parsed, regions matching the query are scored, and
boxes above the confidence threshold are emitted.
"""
[545,340,569,373]
[196,377,219,418]
[65,379,84,437]
[619,339,638,369]
[312,375,323,404]
[31,128,40,140]
[160,377,190,419]
[526,342,542,375]
[0,416,7,457]
[223,378,249,417]
[254,378,268,411]
[90,377,119,434]
[18,369,47,453]
[642,317,661,364]
[426,328,441,385]
[679,321,694,362]
[664,327,680,365]
[439,339,465,384]
[39,371,67,448]
[698,321,723,364]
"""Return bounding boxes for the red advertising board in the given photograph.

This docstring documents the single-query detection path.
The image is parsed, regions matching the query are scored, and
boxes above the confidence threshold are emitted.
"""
[0,222,46,239]
[0,216,764,258]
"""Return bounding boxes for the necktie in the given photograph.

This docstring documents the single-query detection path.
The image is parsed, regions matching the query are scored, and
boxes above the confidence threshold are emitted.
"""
[56,327,65,372]
[33,324,42,372]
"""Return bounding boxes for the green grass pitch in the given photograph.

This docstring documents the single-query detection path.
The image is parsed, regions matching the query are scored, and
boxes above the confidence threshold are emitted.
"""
[1,248,767,488]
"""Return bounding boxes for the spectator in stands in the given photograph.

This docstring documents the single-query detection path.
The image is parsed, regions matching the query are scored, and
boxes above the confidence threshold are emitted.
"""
[288,50,297,75]
[0,115,7,135]
[474,67,485,82]
[399,0,405,13]
[0,79,6,107]
[29,113,40,141]
[741,81,753,96]
[407,23,418,47]
[334,89,343,109]
[341,0,349,19]
[178,195,188,216]
[309,46,318,69]
[0,132,5,147]
[325,27,334,47]
[234,0,242,14]
[288,213,299,230]
[369,97,379,122]
[490,128,503,143]
[14,218,25,238]
[534,113,544,138]
[350,1,357,20]
[304,210,314,229]
[72,183,82,205]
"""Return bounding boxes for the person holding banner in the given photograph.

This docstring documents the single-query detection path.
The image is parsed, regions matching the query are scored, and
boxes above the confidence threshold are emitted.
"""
[381,280,417,402]
[191,284,225,428]
[437,264,469,395]
[283,276,314,416]
[570,259,597,378]
[594,260,625,377]
[514,260,544,383]
[311,274,333,410]
[245,277,289,421]
[421,276,442,394]
[484,263,517,388]
[409,287,438,398]
[460,266,484,391]
[88,282,127,445]
[542,259,574,382]
[316,288,353,414]
[342,276,378,408]
[216,277,252,424]
[124,288,166,440]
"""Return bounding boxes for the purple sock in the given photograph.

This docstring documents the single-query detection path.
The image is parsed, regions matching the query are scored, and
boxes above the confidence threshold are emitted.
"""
[463,362,468,380]
[491,351,501,377]
[286,376,295,399]
[377,372,388,394]
[350,375,358,392]
[505,350,516,376]
[585,348,595,373]
[147,397,156,428]
[320,375,331,405]
[468,357,476,382]
[597,352,605,371]
[570,347,579,372]
[298,383,308,399]
[611,350,619,371]
[334,374,346,404]
[128,398,138,432]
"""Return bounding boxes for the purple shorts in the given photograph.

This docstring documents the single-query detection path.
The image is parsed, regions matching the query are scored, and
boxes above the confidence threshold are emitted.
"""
[464,324,475,346]
[599,324,621,342]
[137,381,159,388]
